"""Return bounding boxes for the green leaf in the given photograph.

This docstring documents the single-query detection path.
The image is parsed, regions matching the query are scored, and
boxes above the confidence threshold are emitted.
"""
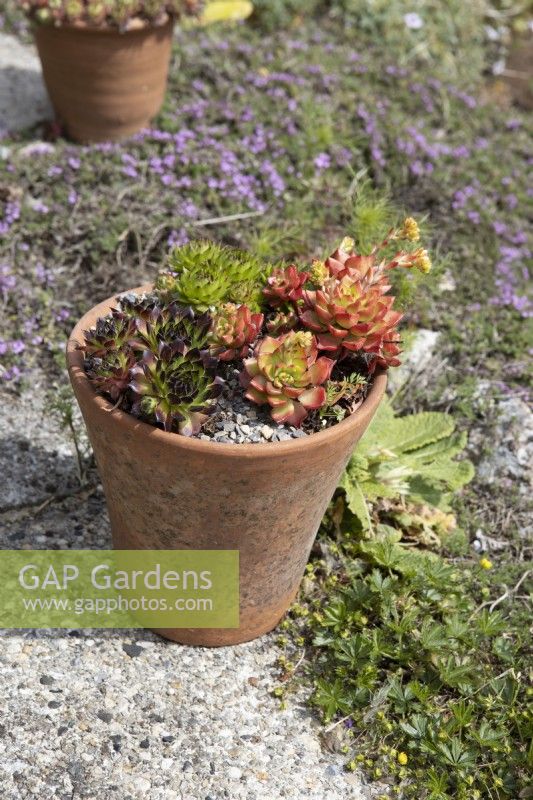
[313,678,352,720]
[336,634,374,670]
[339,473,372,529]
[416,457,475,489]
[362,406,455,455]
[403,431,468,463]
[435,738,476,768]
[470,721,507,747]
[419,620,449,651]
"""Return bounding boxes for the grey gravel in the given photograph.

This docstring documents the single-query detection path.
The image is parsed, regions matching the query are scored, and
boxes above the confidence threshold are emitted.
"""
[123,643,145,658]
[0,33,52,134]
[201,369,320,445]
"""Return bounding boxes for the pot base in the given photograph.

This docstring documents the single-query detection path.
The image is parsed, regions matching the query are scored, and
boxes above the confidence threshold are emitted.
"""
[152,592,296,647]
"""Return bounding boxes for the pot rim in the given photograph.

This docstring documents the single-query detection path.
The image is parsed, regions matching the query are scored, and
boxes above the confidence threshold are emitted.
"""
[66,285,388,459]
[32,14,173,34]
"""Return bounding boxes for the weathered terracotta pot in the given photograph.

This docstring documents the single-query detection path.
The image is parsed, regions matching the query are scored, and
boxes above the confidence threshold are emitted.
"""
[66,287,387,646]
[34,18,174,143]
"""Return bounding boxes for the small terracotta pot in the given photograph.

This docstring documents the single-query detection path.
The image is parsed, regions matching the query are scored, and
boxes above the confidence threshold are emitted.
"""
[66,287,387,646]
[34,19,174,143]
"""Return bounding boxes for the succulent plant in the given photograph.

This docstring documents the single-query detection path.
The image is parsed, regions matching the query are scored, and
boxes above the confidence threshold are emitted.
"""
[81,308,138,357]
[86,349,137,402]
[128,301,212,356]
[80,294,222,436]
[266,309,298,335]
[263,264,309,307]
[300,274,403,366]
[22,0,202,27]
[240,331,334,426]
[81,222,430,437]
[129,343,222,435]
[156,241,271,312]
[210,303,264,361]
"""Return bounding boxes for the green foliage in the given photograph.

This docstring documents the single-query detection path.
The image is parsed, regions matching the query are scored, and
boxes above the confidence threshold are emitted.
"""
[327,0,487,77]
[350,183,396,256]
[340,398,474,544]
[284,531,532,799]
[251,0,488,82]
[250,0,320,31]
[156,241,272,312]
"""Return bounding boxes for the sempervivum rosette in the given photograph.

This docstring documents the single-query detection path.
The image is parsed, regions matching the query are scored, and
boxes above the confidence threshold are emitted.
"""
[240,331,334,427]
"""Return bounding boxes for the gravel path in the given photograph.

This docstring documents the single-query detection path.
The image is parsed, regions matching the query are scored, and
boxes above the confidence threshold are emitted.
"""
[0,376,374,800]
[0,33,52,135]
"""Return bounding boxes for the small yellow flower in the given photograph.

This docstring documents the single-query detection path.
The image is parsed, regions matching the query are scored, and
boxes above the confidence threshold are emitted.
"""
[401,217,420,241]
[397,752,408,765]
[340,236,355,252]
[413,248,432,273]
[310,259,328,282]
[479,557,493,570]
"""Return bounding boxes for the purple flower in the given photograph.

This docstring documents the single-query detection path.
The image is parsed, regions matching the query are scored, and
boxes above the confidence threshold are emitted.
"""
[35,262,54,285]
[404,12,424,29]
[1,365,22,382]
[10,339,25,355]
[0,264,16,299]
[32,199,49,214]
[314,153,331,171]
[22,142,55,157]
[452,145,470,159]
[168,228,189,248]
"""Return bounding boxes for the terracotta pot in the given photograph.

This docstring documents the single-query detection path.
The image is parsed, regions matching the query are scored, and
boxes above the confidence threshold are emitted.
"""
[34,19,174,143]
[66,287,387,646]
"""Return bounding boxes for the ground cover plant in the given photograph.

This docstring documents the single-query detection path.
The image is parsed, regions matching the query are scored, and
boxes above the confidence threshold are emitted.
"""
[0,1,531,797]
[275,525,532,800]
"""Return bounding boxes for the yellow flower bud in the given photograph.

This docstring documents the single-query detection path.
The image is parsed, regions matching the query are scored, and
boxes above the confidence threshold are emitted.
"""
[401,217,420,241]
[479,557,493,570]
[413,248,432,273]
[397,752,408,765]
[340,236,355,253]
[310,259,329,286]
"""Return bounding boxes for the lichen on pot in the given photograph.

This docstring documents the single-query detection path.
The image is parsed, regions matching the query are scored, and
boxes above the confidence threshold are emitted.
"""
[76,224,431,443]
